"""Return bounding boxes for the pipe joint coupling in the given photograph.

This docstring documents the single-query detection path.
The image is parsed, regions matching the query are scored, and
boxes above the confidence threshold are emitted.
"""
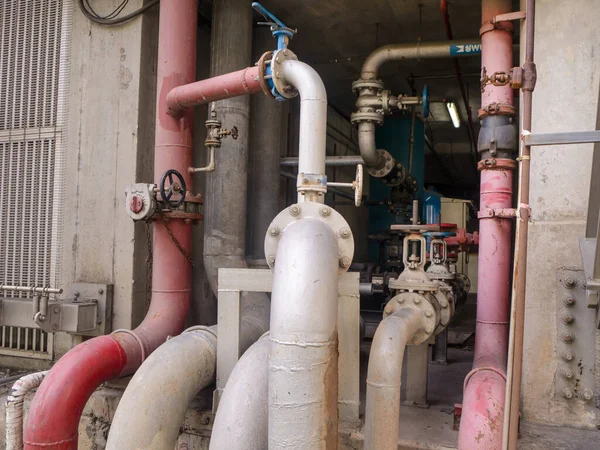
[264,202,354,275]
[478,115,518,159]
[383,293,438,345]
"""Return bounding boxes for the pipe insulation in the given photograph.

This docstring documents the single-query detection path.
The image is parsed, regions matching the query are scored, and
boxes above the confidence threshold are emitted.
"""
[5,371,48,450]
[364,308,424,450]
[106,327,217,450]
[209,333,270,450]
[269,218,340,449]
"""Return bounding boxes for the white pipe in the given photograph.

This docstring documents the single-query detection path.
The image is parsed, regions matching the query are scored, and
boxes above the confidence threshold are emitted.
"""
[360,39,480,80]
[209,333,270,450]
[269,218,340,449]
[5,371,48,450]
[106,327,217,450]
[358,122,381,167]
[281,59,327,203]
[364,308,424,450]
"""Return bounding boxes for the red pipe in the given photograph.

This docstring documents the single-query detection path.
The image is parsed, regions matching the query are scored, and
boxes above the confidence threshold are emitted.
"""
[24,1,198,448]
[458,0,515,448]
[166,65,262,117]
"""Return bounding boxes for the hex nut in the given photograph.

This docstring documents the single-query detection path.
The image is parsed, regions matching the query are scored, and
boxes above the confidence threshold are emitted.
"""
[562,351,575,362]
[561,314,574,325]
[582,389,594,402]
[563,388,573,399]
[339,257,351,269]
[563,296,575,307]
[320,206,331,217]
[561,331,575,343]
[396,297,405,304]
[425,310,433,318]
[563,276,576,288]
[562,369,574,381]
[384,305,392,315]
[413,297,422,305]
[268,226,280,237]
[267,255,276,266]
[339,227,351,239]
[289,205,301,217]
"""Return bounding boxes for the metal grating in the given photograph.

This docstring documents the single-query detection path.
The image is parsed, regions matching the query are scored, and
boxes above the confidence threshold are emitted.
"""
[0,1,72,358]
[0,326,53,360]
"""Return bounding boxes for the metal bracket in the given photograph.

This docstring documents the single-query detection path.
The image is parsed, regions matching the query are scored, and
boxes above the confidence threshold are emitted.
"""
[0,283,112,336]
[554,269,596,404]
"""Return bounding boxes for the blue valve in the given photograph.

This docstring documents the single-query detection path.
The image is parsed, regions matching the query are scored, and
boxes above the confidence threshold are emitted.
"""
[252,2,296,51]
[422,84,430,118]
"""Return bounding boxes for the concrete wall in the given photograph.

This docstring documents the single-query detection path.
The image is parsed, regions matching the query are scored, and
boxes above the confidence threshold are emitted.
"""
[53,1,158,356]
[521,0,600,428]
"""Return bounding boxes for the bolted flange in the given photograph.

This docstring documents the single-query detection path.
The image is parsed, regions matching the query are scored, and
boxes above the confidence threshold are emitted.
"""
[264,202,354,275]
[384,292,438,345]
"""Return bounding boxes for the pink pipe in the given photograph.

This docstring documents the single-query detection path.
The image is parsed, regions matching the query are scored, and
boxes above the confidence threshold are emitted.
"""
[166,65,262,117]
[25,2,198,448]
[458,1,514,448]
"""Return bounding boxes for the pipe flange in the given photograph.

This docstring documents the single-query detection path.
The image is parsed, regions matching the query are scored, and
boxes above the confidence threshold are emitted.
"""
[367,149,395,178]
[432,285,453,334]
[350,110,384,125]
[257,51,276,99]
[477,158,517,171]
[352,78,385,93]
[264,202,355,275]
[270,49,299,99]
[384,293,437,345]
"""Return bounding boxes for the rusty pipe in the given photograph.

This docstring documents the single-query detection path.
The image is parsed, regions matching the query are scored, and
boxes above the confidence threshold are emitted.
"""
[166,66,262,117]
[364,307,424,450]
[458,1,516,448]
[503,0,536,448]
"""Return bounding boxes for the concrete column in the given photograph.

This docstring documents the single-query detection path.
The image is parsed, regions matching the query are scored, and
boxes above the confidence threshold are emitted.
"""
[203,0,254,288]
[521,0,600,429]
[247,28,285,263]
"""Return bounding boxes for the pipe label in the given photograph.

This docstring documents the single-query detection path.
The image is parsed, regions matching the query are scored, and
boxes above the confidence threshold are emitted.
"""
[450,44,481,55]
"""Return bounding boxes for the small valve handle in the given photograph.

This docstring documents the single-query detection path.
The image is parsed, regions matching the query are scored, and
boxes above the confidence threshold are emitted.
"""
[326,164,364,207]
[252,2,296,50]
[159,169,187,208]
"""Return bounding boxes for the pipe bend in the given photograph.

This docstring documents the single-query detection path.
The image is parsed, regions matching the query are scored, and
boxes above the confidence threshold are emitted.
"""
[357,122,383,168]
[364,308,424,450]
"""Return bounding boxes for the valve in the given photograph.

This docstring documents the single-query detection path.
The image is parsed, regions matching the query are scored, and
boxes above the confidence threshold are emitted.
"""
[159,169,187,209]
[125,183,157,221]
[327,164,364,207]
[252,2,296,50]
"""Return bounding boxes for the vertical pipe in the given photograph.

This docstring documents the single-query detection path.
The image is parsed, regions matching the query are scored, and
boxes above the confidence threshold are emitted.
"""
[458,0,515,448]
[203,0,254,291]
[24,3,197,448]
[504,1,536,448]
[268,219,339,449]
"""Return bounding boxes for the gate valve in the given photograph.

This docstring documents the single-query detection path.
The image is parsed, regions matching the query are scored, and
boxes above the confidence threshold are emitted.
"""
[159,169,187,209]
[252,2,296,50]
[327,164,364,207]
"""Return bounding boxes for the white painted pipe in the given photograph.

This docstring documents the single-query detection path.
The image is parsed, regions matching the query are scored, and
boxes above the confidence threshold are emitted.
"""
[281,59,328,203]
[209,333,270,450]
[358,122,381,167]
[106,327,217,450]
[269,218,340,449]
[5,371,48,450]
[364,307,424,450]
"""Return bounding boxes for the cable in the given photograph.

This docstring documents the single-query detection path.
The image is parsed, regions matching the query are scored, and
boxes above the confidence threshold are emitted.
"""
[78,0,159,26]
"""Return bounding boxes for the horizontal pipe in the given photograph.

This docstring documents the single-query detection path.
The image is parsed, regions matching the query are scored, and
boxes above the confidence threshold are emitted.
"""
[361,39,480,80]
[280,155,365,167]
[166,65,262,116]
[210,333,270,450]
[0,285,62,294]
[364,307,424,450]
[279,171,355,201]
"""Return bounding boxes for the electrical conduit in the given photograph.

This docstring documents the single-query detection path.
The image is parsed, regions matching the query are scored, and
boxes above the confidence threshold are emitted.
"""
[24,1,198,448]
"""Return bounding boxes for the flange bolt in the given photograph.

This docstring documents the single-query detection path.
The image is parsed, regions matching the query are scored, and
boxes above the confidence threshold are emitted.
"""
[268,226,280,237]
[339,257,351,269]
[562,351,575,362]
[562,369,574,381]
[267,255,276,266]
[582,389,594,402]
[563,388,573,399]
[320,206,332,217]
[561,331,575,343]
[563,276,576,288]
[563,296,575,307]
[413,297,422,305]
[289,205,301,217]
[339,227,351,239]
[425,310,433,318]
[561,314,574,325]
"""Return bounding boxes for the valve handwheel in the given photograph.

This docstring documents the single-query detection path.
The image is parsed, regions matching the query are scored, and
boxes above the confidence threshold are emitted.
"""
[159,169,187,208]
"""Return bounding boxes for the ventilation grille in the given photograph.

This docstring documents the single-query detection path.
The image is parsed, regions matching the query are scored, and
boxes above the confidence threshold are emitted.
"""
[0,326,53,359]
[0,1,71,358]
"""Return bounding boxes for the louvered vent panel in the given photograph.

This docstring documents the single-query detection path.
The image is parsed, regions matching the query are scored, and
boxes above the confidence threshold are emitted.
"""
[0,1,72,358]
